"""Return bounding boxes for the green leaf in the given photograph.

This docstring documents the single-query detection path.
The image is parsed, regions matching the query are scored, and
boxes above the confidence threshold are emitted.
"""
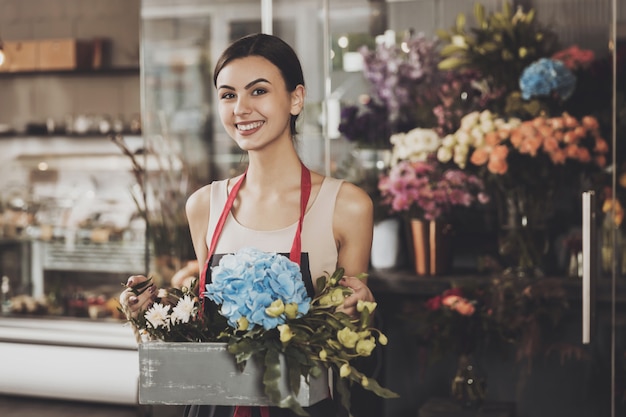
[335,372,352,414]
[440,44,467,57]
[278,395,309,417]
[286,355,302,396]
[437,57,470,71]
[262,349,283,405]
[455,13,466,32]
[503,1,512,19]
[436,29,452,41]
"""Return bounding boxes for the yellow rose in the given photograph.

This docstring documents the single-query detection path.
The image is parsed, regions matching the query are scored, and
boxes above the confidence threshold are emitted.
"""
[356,300,377,314]
[277,324,294,343]
[237,317,249,331]
[284,302,299,319]
[361,376,369,387]
[265,299,285,317]
[337,327,359,349]
[340,363,351,378]
[355,337,376,356]
[378,333,388,346]
[318,349,328,361]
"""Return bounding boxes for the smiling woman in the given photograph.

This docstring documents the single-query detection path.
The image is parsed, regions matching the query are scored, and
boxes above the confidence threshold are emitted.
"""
[119,33,378,417]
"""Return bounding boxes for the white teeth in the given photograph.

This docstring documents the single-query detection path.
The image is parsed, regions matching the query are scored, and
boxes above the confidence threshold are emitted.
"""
[237,121,263,131]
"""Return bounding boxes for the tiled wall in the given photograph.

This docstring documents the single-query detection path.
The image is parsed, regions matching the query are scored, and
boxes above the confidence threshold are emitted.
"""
[0,0,140,130]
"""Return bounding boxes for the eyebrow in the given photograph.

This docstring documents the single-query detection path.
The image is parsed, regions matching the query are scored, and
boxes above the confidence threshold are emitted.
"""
[218,78,271,91]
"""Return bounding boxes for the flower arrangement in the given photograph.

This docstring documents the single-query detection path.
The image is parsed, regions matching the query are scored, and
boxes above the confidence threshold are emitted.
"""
[388,127,442,166]
[338,96,392,149]
[437,2,559,97]
[519,58,577,101]
[408,275,572,366]
[468,112,609,185]
[378,156,489,222]
[123,247,398,415]
[359,31,442,132]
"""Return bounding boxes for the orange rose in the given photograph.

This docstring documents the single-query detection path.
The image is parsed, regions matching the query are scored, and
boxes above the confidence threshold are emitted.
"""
[563,113,578,128]
[519,136,542,156]
[582,115,599,131]
[470,148,490,166]
[595,155,607,168]
[594,137,609,154]
[543,136,560,153]
[548,116,565,130]
[485,131,500,146]
[452,300,476,316]
[510,130,524,148]
[488,155,508,175]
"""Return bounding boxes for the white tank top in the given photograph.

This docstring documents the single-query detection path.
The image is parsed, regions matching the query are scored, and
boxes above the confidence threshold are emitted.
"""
[205,176,343,284]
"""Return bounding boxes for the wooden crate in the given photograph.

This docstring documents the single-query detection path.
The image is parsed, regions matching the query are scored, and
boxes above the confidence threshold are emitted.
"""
[0,41,38,72]
[138,341,330,406]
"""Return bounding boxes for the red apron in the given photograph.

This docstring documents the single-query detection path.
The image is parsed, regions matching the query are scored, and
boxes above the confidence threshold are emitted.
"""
[198,163,312,417]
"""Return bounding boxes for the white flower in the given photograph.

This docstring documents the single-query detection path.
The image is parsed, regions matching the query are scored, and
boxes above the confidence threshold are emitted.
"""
[455,130,472,146]
[470,126,485,144]
[441,134,456,148]
[460,111,480,130]
[480,119,495,133]
[390,128,441,166]
[479,109,494,122]
[171,295,197,324]
[145,303,171,329]
[437,146,453,163]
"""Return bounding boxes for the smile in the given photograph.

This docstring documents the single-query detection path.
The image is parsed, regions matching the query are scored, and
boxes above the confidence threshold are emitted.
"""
[237,121,264,131]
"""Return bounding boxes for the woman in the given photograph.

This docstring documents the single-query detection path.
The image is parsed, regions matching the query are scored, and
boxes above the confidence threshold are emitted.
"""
[121,33,375,417]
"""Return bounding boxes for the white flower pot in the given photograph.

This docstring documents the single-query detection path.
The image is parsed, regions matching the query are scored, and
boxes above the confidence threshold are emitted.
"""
[371,217,401,270]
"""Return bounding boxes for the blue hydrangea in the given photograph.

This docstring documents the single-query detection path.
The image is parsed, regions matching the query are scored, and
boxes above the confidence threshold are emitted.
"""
[519,58,577,101]
[204,247,311,330]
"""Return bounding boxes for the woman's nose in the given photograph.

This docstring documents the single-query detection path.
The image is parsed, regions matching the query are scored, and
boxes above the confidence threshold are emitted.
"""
[234,96,251,115]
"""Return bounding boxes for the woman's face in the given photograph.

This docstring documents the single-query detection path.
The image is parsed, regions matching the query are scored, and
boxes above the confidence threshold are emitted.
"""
[215,55,304,152]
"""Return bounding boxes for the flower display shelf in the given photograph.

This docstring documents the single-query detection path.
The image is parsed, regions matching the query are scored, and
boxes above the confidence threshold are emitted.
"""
[138,341,329,406]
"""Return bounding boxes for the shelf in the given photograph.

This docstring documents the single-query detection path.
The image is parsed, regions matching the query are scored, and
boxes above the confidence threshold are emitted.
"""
[0,67,139,78]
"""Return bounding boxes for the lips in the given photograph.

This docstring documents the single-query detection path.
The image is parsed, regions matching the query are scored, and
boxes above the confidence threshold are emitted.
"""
[236,121,264,133]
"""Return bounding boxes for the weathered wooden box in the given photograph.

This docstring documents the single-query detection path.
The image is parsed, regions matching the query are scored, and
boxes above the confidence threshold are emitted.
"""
[138,342,329,406]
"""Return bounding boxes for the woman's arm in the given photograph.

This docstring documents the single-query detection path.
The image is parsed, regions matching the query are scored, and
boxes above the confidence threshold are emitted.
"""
[333,181,375,316]
[185,184,212,277]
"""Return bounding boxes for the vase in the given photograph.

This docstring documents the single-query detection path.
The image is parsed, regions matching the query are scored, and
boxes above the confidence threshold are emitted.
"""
[410,219,452,276]
[451,353,486,410]
[495,187,552,277]
[371,217,401,269]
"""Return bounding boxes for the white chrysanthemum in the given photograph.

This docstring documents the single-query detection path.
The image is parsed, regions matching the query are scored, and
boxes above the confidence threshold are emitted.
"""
[480,119,495,133]
[470,126,485,143]
[441,134,456,148]
[479,109,494,122]
[171,295,197,324]
[437,146,453,163]
[460,111,480,130]
[144,303,170,329]
[456,130,472,146]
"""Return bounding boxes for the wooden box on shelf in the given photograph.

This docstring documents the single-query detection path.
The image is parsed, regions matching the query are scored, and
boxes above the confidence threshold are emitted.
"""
[37,39,92,71]
[138,341,329,406]
[0,41,38,72]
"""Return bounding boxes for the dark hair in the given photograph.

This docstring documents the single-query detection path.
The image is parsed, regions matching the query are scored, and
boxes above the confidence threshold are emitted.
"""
[213,33,305,136]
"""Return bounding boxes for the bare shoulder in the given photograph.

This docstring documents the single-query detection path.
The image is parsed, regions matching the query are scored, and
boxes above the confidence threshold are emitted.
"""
[335,180,373,218]
[185,183,212,219]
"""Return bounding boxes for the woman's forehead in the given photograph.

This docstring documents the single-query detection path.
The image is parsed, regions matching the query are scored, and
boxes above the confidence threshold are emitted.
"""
[216,56,283,86]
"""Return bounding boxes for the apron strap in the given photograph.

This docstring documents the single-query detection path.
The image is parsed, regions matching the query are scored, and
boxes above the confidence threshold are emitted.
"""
[199,163,311,300]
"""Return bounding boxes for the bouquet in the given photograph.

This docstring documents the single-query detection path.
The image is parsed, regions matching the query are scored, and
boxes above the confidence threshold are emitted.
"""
[123,247,397,416]
[378,156,489,222]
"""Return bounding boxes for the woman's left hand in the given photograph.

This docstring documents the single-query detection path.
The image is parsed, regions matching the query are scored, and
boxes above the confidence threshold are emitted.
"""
[338,276,375,317]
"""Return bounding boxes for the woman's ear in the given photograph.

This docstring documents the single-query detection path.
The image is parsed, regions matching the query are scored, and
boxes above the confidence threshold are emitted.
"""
[290,84,306,116]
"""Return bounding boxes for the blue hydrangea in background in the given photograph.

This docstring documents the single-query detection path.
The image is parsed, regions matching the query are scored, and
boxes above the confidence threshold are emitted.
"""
[205,247,311,330]
[519,58,577,100]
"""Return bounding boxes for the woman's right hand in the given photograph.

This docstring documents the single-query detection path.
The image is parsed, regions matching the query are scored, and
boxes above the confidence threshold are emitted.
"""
[119,275,157,319]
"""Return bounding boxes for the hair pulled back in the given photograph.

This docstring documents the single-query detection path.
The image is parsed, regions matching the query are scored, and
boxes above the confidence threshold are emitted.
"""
[213,33,305,136]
